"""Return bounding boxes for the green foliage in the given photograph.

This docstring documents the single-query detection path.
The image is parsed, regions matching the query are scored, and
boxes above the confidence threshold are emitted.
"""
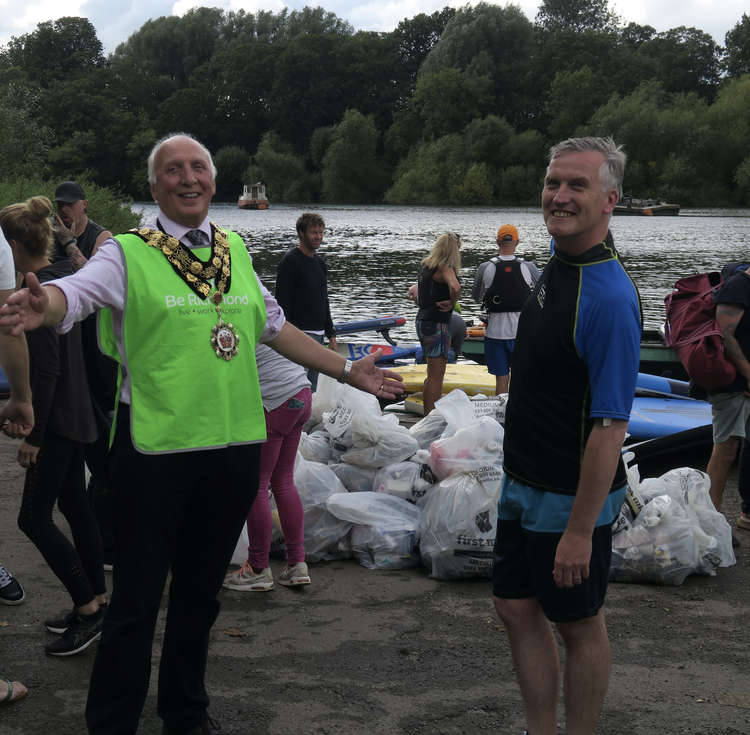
[214,146,250,201]
[725,14,750,78]
[735,156,750,204]
[0,4,746,207]
[545,66,610,141]
[3,17,104,84]
[703,75,750,202]
[637,27,721,100]
[386,134,467,204]
[450,163,493,204]
[463,115,514,169]
[321,110,386,203]
[309,126,335,168]
[0,178,141,234]
[421,3,535,128]
[413,67,494,138]
[536,0,620,33]
[250,132,314,202]
[0,84,53,179]
[498,165,542,205]
[393,7,457,89]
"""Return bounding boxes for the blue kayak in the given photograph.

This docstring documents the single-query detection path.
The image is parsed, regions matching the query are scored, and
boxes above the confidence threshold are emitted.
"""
[628,396,711,440]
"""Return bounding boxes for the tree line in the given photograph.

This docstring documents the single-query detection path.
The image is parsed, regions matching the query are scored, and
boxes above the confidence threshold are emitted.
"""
[1,1,749,208]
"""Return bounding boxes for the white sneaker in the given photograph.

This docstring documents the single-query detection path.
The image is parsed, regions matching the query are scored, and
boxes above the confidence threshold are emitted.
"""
[278,562,311,587]
[223,562,274,592]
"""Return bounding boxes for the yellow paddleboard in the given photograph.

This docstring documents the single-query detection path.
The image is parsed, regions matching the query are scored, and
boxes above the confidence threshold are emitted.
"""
[395,363,495,396]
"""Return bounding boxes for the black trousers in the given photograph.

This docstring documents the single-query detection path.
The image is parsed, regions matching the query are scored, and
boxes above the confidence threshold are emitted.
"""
[18,430,106,606]
[85,406,261,734]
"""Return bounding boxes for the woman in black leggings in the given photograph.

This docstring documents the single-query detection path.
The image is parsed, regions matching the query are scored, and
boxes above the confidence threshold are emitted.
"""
[0,196,107,657]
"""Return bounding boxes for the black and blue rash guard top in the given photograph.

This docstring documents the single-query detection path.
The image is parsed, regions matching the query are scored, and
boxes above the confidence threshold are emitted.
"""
[503,235,642,496]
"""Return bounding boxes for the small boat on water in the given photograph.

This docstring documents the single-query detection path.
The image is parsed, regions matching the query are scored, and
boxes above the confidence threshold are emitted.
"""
[613,196,680,216]
[237,182,269,210]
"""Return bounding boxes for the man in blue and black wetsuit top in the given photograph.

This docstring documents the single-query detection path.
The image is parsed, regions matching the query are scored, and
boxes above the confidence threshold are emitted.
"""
[492,137,641,735]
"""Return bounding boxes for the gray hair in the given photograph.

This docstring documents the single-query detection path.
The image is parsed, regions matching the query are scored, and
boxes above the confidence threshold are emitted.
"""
[147,132,217,186]
[548,137,626,198]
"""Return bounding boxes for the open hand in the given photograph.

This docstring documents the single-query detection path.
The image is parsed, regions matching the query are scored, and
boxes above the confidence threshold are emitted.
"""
[348,349,404,400]
[0,273,49,336]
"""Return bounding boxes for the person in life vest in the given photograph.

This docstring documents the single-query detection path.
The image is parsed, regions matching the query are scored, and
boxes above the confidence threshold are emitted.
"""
[0,133,404,735]
[473,225,539,394]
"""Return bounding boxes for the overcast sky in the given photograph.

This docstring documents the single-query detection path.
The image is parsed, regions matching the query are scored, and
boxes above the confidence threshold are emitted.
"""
[0,0,746,54]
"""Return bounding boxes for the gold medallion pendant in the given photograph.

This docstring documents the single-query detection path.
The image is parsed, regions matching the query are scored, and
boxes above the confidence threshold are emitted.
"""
[211,319,239,361]
[134,224,238,361]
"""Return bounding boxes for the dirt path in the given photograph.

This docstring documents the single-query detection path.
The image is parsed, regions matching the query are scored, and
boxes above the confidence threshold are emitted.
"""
[1,419,748,735]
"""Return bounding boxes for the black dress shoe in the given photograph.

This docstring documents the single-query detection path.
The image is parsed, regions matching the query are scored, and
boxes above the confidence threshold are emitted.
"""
[162,713,221,734]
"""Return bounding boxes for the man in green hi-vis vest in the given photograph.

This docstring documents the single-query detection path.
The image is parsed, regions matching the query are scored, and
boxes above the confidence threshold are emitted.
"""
[0,133,405,735]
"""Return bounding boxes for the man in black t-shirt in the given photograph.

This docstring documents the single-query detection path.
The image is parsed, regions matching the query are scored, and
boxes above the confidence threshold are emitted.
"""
[706,268,750,527]
[275,212,337,390]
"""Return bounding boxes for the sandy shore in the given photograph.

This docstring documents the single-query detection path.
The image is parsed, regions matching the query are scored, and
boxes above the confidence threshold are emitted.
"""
[1,416,749,735]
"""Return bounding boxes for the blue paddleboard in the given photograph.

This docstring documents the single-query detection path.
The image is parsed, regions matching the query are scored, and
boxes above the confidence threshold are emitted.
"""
[628,396,711,440]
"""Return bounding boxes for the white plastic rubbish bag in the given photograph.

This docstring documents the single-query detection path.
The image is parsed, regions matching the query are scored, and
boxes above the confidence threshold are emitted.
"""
[329,463,378,493]
[419,466,502,579]
[340,427,418,469]
[326,492,421,569]
[231,523,250,566]
[373,461,436,503]
[657,468,735,569]
[428,416,504,480]
[610,493,701,585]
[613,466,735,583]
[298,431,333,464]
[434,390,475,437]
[408,411,448,449]
[294,455,352,562]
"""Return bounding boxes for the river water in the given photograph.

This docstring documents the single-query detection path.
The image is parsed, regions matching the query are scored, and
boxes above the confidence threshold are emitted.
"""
[134,203,750,342]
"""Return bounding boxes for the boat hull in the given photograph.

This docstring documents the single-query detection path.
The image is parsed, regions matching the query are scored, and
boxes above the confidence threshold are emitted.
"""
[238,199,268,210]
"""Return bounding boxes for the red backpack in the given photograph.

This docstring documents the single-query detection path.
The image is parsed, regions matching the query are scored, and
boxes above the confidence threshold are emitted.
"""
[663,272,736,390]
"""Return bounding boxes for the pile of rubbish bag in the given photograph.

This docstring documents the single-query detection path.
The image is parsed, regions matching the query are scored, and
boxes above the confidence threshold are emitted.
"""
[233,376,735,586]
[610,460,736,585]
[241,378,507,580]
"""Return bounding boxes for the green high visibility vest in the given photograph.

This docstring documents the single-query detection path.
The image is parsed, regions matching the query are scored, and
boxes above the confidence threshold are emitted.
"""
[99,226,267,453]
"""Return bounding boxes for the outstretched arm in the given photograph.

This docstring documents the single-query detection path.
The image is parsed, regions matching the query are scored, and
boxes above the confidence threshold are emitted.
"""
[0,273,68,336]
[267,321,404,399]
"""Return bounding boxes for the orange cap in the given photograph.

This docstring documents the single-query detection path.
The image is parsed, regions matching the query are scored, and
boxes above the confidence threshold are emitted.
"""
[497,224,519,243]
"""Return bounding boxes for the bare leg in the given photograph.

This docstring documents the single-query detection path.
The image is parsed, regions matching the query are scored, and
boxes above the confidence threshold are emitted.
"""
[706,437,739,511]
[493,596,559,735]
[496,374,510,395]
[556,611,610,735]
[423,356,447,415]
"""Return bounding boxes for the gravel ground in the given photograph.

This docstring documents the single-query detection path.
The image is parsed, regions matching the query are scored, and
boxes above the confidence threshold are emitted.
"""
[1,417,748,735]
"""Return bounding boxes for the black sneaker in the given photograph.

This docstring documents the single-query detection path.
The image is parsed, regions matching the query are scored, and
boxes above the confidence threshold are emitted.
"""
[46,603,108,634]
[0,565,25,606]
[45,609,104,656]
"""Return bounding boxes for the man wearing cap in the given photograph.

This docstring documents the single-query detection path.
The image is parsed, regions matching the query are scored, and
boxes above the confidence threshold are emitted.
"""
[473,224,539,394]
[53,181,113,271]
